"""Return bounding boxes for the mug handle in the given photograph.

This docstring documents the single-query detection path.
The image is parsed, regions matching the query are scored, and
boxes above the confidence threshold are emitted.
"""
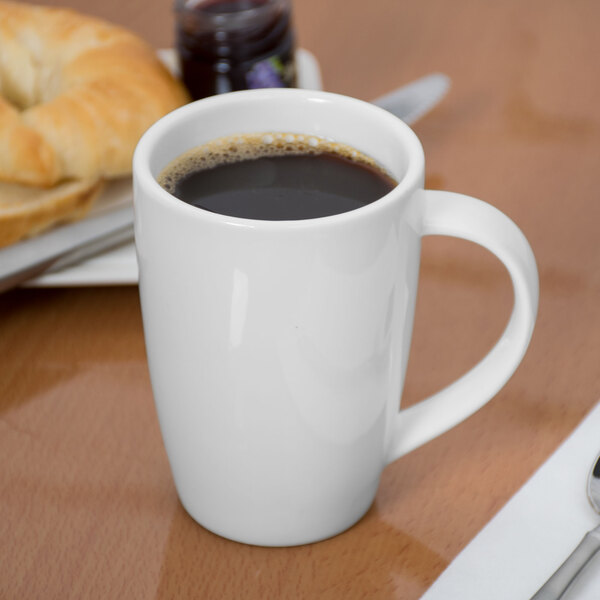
[387,190,539,463]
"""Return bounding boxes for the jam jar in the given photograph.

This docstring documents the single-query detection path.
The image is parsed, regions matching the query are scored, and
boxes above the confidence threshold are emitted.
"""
[174,0,297,100]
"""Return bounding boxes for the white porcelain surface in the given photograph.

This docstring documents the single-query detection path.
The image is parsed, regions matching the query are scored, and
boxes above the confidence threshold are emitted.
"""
[133,88,539,546]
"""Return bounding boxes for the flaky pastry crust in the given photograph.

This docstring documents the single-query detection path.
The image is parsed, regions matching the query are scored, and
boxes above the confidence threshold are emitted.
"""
[0,178,104,247]
[0,1,189,187]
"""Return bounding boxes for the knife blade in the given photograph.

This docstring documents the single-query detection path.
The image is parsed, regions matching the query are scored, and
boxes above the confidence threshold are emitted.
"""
[0,206,133,294]
[372,72,451,125]
[0,73,450,293]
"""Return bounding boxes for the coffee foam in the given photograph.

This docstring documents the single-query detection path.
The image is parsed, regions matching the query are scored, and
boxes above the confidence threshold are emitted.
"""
[157,132,391,193]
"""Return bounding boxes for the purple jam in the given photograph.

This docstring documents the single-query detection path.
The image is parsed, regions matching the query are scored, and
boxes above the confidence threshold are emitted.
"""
[175,0,297,100]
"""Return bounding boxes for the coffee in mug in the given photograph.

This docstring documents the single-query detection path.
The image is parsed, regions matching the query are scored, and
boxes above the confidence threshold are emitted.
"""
[157,133,397,220]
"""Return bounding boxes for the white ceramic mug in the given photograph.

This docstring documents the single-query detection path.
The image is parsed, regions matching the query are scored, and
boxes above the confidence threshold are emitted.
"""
[133,89,538,547]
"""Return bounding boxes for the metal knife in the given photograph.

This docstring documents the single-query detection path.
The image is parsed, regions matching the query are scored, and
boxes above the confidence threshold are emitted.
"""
[0,73,450,293]
[0,206,133,294]
[372,72,450,125]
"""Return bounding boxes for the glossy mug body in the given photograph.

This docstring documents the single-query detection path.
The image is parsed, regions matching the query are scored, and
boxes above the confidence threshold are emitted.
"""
[133,89,538,546]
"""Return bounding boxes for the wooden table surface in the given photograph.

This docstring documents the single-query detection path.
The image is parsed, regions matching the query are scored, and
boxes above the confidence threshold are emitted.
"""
[2,1,599,598]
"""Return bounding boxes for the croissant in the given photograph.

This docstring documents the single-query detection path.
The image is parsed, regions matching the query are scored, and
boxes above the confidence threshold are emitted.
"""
[0,1,189,247]
[0,178,103,248]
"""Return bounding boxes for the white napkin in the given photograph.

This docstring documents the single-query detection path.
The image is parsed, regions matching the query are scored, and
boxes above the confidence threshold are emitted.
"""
[421,401,600,600]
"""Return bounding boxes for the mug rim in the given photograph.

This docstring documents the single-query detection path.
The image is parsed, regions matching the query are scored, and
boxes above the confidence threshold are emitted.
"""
[133,88,425,230]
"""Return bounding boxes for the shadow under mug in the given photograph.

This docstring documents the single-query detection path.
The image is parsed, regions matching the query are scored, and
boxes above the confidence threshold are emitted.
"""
[133,89,539,547]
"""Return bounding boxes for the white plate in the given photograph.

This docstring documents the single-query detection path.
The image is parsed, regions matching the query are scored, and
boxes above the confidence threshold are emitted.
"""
[27,48,323,288]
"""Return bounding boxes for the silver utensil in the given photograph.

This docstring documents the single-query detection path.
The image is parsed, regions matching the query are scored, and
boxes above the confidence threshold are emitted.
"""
[372,72,451,125]
[530,452,600,599]
[0,73,450,293]
[0,206,133,294]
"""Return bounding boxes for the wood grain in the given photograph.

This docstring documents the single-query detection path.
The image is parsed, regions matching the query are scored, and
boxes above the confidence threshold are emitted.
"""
[2,1,600,598]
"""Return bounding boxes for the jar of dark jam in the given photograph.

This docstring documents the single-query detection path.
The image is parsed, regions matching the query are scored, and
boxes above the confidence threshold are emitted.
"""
[174,0,297,100]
